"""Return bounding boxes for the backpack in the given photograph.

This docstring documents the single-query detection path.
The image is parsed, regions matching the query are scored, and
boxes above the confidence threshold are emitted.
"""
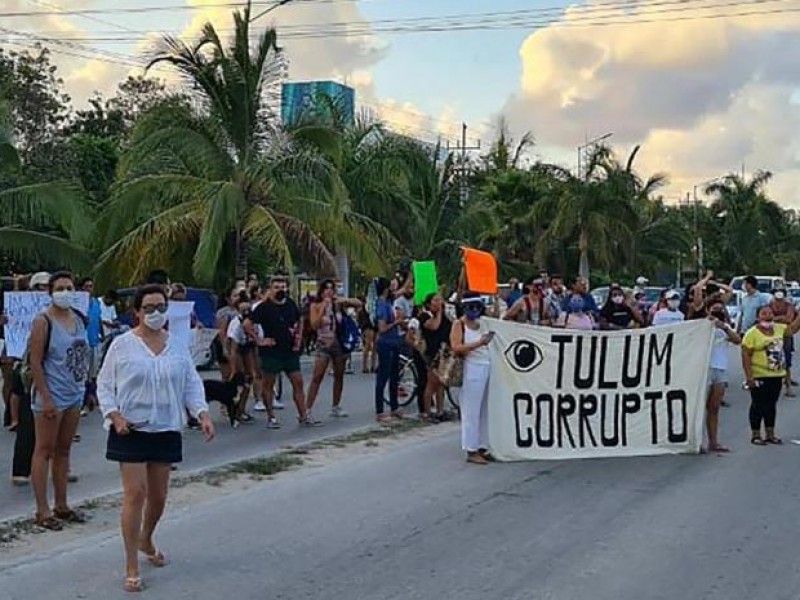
[336,311,361,353]
[15,308,88,395]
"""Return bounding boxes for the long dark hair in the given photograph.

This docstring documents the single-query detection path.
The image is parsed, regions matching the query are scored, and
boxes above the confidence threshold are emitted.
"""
[316,278,336,302]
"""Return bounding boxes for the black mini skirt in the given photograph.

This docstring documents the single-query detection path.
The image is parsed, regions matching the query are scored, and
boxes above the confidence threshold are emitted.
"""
[106,429,183,464]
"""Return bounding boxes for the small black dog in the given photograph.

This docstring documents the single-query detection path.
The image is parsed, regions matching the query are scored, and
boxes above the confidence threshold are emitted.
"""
[203,373,245,428]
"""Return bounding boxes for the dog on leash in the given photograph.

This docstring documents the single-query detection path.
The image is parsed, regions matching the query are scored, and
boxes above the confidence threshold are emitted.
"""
[202,373,246,428]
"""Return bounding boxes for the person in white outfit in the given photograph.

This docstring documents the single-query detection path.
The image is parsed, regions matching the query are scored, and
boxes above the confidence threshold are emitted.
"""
[450,292,495,465]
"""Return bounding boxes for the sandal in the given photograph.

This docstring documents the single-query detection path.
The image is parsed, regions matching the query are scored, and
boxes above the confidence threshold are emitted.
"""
[766,436,784,445]
[53,508,87,524]
[35,514,63,531]
[708,444,731,453]
[751,436,766,446]
[467,452,489,465]
[140,548,167,568]
[124,576,144,593]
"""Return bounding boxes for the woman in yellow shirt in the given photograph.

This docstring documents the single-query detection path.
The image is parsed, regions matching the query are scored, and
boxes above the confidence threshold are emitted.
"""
[742,305,800,445]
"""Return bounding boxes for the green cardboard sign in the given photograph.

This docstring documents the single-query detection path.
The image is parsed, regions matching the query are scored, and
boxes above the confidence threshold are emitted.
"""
[413,261,438,306]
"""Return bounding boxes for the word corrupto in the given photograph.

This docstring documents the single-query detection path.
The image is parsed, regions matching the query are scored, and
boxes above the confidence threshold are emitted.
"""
[511,332,690,449]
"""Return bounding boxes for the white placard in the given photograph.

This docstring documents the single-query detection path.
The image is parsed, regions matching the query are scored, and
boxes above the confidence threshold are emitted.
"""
[2,291,90,359]
[486,319,715,461]
[166,301,195,352]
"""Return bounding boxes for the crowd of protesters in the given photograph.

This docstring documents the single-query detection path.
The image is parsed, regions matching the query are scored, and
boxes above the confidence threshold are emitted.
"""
[2,266,800,591]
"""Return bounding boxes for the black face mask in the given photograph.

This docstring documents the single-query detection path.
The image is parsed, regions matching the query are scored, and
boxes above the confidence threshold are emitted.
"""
[274,290,287,302]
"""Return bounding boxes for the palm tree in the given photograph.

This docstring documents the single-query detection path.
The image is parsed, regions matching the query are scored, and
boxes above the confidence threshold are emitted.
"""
[532,145,639,284]
[705,171,783,273]
[0,99,93,270]
[97,4,389,286]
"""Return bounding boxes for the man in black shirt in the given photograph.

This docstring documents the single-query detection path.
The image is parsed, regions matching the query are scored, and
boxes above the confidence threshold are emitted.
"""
[245,276,318,427]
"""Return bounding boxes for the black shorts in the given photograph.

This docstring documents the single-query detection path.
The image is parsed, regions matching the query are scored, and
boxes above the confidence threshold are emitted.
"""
[106,429,183,464]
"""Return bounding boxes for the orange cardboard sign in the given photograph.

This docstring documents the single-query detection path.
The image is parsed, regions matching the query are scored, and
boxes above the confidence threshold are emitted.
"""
[462,247,498,294]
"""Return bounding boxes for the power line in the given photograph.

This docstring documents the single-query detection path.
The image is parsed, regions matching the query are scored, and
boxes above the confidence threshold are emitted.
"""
[0,0,351,18]
[10,0,796,44]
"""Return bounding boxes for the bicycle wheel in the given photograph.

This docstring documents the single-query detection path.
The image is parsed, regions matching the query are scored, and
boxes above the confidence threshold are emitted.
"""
[445,385,460,412]
[384,357,420,408]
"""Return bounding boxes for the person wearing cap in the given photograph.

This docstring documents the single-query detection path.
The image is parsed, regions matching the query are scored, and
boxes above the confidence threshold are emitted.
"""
[633,275,649,298]
[504,277,550,325]
[652,290,685,327]
[30,271,50,292]
[450,292,495,464]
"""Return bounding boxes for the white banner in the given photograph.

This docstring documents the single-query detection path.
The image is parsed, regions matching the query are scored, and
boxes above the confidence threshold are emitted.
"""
[2,291,91,359]
[487,319,715,461]
[191,328,218,366]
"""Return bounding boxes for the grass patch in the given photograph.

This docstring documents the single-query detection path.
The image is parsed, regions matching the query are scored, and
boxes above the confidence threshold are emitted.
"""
[228,454,304,477]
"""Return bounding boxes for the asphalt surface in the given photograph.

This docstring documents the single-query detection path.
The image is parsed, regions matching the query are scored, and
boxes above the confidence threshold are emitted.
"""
[0,355,400,522]
[4,346,800,600]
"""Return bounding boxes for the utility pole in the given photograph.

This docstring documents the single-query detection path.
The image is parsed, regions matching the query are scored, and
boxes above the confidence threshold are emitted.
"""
[451,122,481,206]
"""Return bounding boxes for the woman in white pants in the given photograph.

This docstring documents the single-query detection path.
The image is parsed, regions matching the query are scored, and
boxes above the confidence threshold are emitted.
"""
[450,293,495,465]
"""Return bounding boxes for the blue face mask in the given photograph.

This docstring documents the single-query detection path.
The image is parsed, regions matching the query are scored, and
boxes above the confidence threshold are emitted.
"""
[464,305,482,321]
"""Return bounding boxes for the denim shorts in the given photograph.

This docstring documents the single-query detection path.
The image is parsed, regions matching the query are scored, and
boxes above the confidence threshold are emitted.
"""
[709,368,728,387]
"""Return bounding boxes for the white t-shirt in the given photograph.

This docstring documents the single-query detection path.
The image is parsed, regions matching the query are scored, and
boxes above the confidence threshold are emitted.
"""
[710,327,730,370]
[652,309,685,327]
[226,317,248,346]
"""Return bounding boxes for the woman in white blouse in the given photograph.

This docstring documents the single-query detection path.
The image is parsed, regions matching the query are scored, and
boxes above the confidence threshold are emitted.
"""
[98,285,214,593]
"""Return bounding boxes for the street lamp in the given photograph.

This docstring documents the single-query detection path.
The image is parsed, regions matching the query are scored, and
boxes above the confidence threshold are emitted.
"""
[251,0,294,22]
[690,178,721,276]
[577,132,613,179]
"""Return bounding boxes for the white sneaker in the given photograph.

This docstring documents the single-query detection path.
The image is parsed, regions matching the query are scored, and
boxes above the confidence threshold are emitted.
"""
[302,414,323,427]
[330,406,349,418]
[266,417,281,429]
[253,400,266,412]
[273,400,286,410]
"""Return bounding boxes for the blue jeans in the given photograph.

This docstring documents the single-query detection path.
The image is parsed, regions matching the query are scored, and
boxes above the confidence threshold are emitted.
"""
[375,343,400,414]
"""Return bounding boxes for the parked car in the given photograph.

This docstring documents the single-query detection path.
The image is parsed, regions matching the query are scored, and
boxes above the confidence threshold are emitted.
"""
[729,275,786,294]
[727,292,742,331]
[789,288,800,310]
[115,286,218,369]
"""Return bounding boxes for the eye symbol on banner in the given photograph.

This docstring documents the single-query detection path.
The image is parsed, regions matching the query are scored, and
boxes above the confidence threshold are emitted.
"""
[505,340,544,373]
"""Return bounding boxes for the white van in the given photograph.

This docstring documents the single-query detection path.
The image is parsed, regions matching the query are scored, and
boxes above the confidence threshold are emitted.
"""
[729,275,786,294]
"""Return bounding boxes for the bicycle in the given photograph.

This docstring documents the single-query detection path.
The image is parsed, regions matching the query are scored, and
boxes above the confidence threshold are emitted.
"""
[383,353,421,409]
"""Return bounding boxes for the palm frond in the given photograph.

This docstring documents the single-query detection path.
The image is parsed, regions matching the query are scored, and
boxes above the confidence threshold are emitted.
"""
[0,227,91,271]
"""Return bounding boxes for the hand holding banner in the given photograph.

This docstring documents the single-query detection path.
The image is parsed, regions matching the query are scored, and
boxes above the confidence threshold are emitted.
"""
[412,261,438,306]
[462,247,498,294]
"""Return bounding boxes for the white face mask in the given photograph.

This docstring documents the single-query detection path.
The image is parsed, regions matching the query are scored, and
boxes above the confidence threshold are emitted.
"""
[51,290,73,309]
[144,311,167,331]
[775,292,785,300]
[667,299,680,310]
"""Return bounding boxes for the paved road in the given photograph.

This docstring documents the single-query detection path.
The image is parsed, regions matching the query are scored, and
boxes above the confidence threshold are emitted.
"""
[4,347,800,599]
[0,356,402,522]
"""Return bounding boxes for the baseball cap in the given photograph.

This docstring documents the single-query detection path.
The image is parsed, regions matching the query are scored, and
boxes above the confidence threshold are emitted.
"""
[636,276,649,286]
[30,271,50,288]
[665,290,680,300]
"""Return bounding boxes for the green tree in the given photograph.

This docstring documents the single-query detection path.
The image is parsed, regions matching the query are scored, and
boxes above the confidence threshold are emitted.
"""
[97,6,389,286]
[0,105,93,271]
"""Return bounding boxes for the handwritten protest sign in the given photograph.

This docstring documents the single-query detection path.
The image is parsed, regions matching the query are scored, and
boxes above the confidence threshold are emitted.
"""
[2,292,90,359]
[167,301,195,352]
[412,261,438,306]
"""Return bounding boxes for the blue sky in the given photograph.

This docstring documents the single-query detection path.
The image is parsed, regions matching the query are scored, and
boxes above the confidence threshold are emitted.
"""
[6,0,800,204]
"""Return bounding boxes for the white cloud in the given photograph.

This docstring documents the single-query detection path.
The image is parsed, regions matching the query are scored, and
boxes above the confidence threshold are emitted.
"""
[503,1,800,205]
